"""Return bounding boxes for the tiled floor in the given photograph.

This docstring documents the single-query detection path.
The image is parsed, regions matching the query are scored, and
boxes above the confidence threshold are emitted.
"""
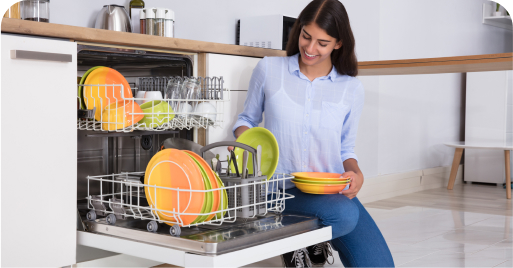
[243,184,512,267]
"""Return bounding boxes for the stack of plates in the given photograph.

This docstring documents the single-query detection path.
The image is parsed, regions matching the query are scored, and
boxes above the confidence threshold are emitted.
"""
[144,148,228,227]
[291,172,351,194]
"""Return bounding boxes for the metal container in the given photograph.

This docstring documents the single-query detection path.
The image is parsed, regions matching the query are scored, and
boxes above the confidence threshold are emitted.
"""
[94,5,132,32]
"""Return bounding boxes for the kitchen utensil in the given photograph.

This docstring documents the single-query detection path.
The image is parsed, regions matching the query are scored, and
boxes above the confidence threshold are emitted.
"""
[185,151,220,222]
[226,155,231,176]
[101,100,144,131]
[186,153,213,224]
[292,178,351,184]
[159,138,215,164]
[230,150,240,177]
[231,127,279,180]
[291,180,349,195]
[256,145,262,177]
[94,5,132,32]
[216,158,222,174]
[20,0,49,22]
[139,100,174,128]
[241,150,249,180]
[135,90,146,105]
[144,149,204,226]
[211,158,218,171]
[84,67,133,121]
[292,172,346,182]
[78,66,104,109]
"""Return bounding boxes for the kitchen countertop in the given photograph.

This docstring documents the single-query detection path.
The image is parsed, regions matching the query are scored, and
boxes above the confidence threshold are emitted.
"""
[2,18,512,75]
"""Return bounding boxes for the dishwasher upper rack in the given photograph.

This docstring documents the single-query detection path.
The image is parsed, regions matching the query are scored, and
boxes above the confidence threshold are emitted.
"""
[77,76,228,132]
[84,172,294,236]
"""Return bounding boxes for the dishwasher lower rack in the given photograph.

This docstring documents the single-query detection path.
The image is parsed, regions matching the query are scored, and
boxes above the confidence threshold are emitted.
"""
[83,172,294,236]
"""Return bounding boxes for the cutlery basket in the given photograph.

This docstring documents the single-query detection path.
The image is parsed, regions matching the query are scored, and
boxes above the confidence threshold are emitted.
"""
[219,175,268,219]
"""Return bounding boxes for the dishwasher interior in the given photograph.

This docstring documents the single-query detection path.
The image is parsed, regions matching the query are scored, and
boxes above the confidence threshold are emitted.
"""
[76,44,320,256]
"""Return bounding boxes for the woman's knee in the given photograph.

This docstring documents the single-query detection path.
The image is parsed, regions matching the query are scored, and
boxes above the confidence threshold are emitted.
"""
[319,197,359,238]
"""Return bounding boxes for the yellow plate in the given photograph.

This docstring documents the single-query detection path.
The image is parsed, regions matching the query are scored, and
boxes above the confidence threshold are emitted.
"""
[292,172,348,182]
[292,178,350,184]
[292,181,349,195]
[144,149,205,226]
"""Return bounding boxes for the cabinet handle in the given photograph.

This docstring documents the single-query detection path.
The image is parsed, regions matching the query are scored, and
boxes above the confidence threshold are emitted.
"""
[10,50,72,62]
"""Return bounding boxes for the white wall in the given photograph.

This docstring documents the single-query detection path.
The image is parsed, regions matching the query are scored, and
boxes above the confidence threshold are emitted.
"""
[4,0,511,179]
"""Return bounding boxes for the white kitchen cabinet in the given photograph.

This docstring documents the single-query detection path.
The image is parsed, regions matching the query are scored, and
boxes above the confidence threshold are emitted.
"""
[206,53,262,160]
[465,71,513,184]
[1,34,77,267]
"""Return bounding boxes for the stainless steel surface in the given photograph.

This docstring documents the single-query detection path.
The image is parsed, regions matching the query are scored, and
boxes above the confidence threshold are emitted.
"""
[94,5,132,32]
[81,213,320,255]
[10,50,72,62]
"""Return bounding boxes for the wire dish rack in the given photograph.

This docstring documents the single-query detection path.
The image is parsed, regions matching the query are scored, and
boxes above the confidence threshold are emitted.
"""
[84,172,293,236]
[77,76,227,132]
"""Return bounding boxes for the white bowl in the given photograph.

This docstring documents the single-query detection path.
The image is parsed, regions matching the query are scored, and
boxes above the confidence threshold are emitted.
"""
[144,91,163,103]
[135,91,146,105]
[179,102,193,117]
[194,102,217,122]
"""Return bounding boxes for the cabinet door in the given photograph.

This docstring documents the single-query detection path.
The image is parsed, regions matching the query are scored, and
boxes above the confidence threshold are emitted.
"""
[206,54,262,159]
[1,34,77,267]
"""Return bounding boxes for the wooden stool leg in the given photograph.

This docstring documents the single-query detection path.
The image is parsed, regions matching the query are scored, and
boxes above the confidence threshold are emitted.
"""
[505,150,511,199]
[448,148,464,190]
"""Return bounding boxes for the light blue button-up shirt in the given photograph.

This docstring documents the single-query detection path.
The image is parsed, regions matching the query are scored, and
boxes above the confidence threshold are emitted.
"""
[233,53,364,189]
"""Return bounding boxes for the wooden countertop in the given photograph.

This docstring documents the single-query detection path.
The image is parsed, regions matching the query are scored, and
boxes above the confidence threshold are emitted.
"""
[1,18,286,58]
[2,18,512,75]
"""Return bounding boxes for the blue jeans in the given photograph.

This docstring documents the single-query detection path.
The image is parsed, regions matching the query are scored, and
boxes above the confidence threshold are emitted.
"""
[284,188,395,267]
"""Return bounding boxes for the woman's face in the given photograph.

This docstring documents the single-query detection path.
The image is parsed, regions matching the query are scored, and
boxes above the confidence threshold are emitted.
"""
[298,23,342,67]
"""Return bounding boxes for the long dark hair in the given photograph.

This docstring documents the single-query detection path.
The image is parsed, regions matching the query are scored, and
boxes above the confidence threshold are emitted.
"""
[286,0,358,77]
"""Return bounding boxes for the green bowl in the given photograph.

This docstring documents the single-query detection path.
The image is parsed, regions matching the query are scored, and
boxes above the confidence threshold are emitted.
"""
[292,178,351,185]
[230,127,279,180]
[139,100,175,128]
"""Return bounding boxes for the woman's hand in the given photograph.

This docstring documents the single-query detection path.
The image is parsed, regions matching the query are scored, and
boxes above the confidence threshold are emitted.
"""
[339,171,363,199]
[228,126,250,151]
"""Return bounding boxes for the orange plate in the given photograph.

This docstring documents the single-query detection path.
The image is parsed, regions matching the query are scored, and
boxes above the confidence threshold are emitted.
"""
[101,100,144,131]
[292,180,348,194]
[184,150,220,222]
[144,149,205,226]
[292,172,349,182]
[84,67,133,121]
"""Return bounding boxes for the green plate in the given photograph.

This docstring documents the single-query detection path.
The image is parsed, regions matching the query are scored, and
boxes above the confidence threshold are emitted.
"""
[78,66,104,109]
[292,178,351,185]
[187,153,213,224]
[214,172,228,220]
[230,127,279,180]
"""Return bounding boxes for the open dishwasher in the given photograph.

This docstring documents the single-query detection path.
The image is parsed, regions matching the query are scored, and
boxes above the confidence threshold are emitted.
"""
[75,44,331,267]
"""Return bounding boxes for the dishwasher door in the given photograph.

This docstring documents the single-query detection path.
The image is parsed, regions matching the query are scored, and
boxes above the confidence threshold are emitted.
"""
[77,214,331,267]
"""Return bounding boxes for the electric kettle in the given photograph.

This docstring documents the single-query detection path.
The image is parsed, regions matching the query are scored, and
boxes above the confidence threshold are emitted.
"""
[94,5,132,32]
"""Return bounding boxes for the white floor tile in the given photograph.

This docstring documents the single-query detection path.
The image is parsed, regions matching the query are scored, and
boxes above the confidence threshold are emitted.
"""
[386,243,440,266]
[465,216,513,234]
[399,251,507,267]
[410,229,507,254]
[494,259,512,267]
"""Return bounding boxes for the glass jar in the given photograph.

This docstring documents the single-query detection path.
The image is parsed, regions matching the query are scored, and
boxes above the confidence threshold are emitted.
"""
[20,0,50,22]
[155,8,166,37]
[145,8,156,35]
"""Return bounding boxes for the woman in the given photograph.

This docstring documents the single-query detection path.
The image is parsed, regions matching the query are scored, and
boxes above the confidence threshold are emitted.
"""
[232,0,394,267]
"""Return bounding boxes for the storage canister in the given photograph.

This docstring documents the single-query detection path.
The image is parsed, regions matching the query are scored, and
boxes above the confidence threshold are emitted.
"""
[165,9,175,38]
[139,9,146,34]
[145,7,156,35]
[20,0,50,22]
[155,8,166,37]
